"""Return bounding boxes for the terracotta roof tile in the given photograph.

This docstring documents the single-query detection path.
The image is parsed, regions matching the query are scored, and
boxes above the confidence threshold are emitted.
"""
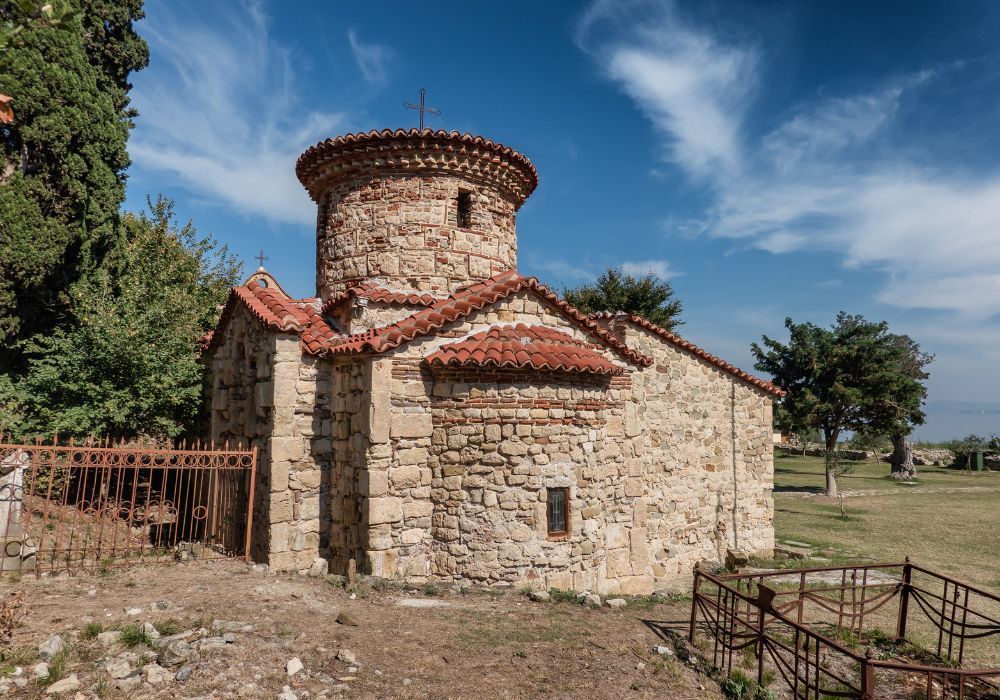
[321,284,441,315]
[426,324,624,375]
[318,270,653,366]
[204,281,341,355]
[590,312,785,397]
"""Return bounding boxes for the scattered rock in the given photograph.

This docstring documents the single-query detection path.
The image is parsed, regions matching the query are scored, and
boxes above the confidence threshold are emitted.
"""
[605,598,627,609]
[106,658,133,680]
[45,674,80,694]
[143,622,160,641]
[396,599,451,608]
[144,663,174,685]
[336,649,357,665]
[636,662,646,671]
[581,593,601,607]
[653,646,674,656]
[250,563,268,574]
[97,631,120,646]
[336,611,359,626]
[158,639,193,666]
[286,657,303,676]
[114,672,142,692]
[725,549,751,570]
[32,662,49,679]
[150,600,171,611]
[38,635,64,660]
[277,685,297,700]
[528,590,550,603]
[307,558,328,578]
[402,678,412,686]
[212,619,250,632]
[195,636,230,651]
[175,665,194,682]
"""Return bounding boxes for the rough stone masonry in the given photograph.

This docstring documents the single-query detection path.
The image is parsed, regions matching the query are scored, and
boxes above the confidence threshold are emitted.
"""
[203,128,782,594]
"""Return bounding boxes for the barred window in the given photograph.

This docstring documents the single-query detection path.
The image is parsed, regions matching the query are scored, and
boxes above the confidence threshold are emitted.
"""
[547,488,569,536]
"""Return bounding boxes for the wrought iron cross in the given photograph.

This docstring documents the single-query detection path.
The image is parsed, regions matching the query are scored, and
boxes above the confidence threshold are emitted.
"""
[403,88,440,130]
[256,249,268,268]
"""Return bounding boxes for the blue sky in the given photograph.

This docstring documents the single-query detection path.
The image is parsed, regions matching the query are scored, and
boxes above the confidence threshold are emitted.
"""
[124,0,1000,440]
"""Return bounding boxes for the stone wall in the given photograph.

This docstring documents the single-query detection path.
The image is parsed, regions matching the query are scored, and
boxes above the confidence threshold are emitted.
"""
[315,174,519,299]
[208,307,344,572]
[621,323,775,588]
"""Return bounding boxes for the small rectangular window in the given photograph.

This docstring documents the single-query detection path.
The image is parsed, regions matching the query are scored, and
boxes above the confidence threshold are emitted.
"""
[456,190,472,228]
[547,488,569,536]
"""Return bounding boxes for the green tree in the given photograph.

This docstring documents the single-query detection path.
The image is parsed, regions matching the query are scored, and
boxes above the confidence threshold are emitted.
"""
[752,313,930,497]
[563,268,683,331]
[0,0,148,372]
[3,197,241,440]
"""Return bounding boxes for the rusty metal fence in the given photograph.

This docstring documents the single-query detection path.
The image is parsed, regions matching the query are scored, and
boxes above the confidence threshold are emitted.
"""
[0,438,256,575]
[690,560,1000,699]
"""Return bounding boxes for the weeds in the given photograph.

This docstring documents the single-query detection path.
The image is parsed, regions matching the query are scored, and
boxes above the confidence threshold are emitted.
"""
[118,624,155,648]
[547,588,579,604]
[40,647,69,687]
[421,583,441,597]
[0,591,25,645]
[82,622,102,640]
[720,669,775,700]
[153,619,181,636]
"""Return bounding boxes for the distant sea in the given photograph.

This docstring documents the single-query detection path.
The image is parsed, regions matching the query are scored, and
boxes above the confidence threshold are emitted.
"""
[910,401,1000,443]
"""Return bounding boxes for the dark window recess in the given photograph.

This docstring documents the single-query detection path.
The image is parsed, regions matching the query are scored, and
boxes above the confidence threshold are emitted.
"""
[547,488,569,535]
[456,190,473,228]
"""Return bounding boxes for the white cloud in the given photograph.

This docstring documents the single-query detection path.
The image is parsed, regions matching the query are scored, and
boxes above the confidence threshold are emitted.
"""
[581,0,1000,319]
[580,0,756,178]
[130,1,345,226]
[347,29,392,85]
[621,259,675,279]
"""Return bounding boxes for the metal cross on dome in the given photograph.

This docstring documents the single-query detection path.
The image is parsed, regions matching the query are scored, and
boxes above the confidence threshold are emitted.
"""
[256,249,268,268]
[403,88,441,130]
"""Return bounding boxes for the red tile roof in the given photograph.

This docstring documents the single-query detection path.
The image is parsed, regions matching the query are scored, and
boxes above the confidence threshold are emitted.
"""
[318,270,653,367]
[295,129,538,207]
[321,283,440,315]
[590,312,785,397]
[425,324,624,375]
[204,281,340,355]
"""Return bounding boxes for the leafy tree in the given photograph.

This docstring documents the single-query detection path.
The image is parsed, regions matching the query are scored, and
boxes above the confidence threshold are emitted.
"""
[752,313,930,497]
[0,0,148,372]
[3,197,241,440]
[563,268,683,331]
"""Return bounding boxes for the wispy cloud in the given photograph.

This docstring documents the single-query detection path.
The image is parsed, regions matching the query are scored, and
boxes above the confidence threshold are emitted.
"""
[130,1,345,226]
[347,29,392,85]
[621,259,675,279]
[580,0,1000,319]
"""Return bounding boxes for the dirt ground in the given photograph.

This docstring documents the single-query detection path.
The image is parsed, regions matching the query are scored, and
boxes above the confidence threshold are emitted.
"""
[1,560,723,700]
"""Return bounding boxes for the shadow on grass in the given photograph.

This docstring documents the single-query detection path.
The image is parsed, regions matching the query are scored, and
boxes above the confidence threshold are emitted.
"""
[773,484,824,493]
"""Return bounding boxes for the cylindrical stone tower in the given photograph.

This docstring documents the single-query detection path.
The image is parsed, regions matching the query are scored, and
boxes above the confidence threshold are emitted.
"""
[296,129,538,301]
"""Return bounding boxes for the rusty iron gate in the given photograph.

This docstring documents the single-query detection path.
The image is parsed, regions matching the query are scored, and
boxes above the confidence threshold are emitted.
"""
[689,561,1000,699]
[0,438,256,575]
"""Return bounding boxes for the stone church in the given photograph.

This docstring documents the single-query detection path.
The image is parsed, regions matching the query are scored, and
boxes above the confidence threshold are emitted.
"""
[203,129,780,594]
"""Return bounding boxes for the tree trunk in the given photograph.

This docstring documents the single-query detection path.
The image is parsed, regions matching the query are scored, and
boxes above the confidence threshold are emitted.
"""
[824,434,840,498]
[889,434,916,480]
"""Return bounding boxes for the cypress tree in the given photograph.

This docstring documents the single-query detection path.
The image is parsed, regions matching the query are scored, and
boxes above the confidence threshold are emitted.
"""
[0,0,148,372]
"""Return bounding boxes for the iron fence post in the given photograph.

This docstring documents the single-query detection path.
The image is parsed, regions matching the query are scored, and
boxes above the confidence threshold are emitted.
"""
[896,556,912,642]
[689,562,701,644]
[757,603,765,686]
[861,648,874,699]
[244,445,257,563]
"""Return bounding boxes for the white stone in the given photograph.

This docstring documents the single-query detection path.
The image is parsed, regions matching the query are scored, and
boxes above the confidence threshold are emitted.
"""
[285,657,303,676]
[45,674,80,694]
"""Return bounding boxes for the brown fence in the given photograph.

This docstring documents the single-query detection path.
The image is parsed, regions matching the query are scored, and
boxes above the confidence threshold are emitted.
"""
[0,438,256,575]
[690,560,1000,699]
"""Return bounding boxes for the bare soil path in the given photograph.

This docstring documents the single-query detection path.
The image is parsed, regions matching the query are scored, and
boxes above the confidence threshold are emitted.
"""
[1,560,722,700]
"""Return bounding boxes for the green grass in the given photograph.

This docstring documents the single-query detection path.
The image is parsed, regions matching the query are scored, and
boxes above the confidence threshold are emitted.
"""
[82,621,103,639]
[117,623,155,648]
[772,453,1000,668]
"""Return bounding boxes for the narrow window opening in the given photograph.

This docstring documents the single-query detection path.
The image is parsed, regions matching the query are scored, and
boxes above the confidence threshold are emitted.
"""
[547,487,569,537]
[456,190,473,228]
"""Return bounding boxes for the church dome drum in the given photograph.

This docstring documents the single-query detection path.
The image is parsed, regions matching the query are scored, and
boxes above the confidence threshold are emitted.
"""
[296,128,539,300]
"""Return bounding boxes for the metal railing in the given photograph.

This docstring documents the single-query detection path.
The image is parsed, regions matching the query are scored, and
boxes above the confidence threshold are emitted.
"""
[690,560,1000,699]
[0,437,256,575]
